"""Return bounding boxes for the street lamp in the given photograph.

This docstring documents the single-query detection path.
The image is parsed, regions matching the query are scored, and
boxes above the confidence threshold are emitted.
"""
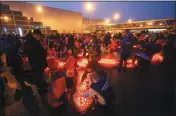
[4,16,9,20]
[85,2,95,25]
[37,6,43,13]
[36,6,47,34]
[105,18,110,24]
[128,19,132,23]
[113,13,120,21]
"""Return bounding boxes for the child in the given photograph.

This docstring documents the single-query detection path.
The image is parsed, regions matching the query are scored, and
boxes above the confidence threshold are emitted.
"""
[64,49,76,101]
[45,57,67,108]
[81,70,115,106]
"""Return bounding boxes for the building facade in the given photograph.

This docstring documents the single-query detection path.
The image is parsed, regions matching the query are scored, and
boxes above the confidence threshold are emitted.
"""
[0,4,52,34]
[1,2,104,33]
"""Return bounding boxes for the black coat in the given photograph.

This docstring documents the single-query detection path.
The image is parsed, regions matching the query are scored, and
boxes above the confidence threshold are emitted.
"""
[67,35,74,50]
[24,37,47,73]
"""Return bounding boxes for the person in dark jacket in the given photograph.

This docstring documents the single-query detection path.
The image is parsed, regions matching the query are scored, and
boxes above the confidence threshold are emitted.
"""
[67,34,75,52]
[23,29,48,107]
[104,32,111,47]
[118,30,133,72]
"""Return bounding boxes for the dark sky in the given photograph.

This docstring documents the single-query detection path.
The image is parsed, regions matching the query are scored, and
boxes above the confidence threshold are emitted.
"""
[30,2,176,23]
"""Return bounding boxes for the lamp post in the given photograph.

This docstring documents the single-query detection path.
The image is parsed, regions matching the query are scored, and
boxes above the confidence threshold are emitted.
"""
[128,19,132,23]
[85,2,95,25]
[36,6,47,34]
[113,13,120,22]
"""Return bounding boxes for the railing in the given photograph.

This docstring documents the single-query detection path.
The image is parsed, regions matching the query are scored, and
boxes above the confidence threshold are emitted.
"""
[94,18,176,31]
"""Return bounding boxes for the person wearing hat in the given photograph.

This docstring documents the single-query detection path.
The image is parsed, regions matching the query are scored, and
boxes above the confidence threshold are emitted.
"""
[24,29,48,106]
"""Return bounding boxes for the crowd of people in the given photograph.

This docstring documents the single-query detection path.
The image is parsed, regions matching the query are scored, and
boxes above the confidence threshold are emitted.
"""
[0,28,176,116]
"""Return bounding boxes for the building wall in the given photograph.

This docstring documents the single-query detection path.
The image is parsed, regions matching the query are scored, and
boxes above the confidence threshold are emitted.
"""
[82,17,104,32]
[2,1,83,33]
[82,17,104,25]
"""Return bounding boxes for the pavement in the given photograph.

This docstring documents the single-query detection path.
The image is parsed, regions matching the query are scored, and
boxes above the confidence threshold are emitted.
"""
[55,64,175,116]
[1,63,175,116]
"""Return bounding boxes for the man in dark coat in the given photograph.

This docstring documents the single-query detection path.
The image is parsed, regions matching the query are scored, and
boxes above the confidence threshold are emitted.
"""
[24,29,48,98]
[104,32,111,47]
[67,34,75,51]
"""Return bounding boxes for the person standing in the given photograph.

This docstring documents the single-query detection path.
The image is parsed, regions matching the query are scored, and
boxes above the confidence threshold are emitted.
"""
[104,32,111,47]
[24,29,48,106]
[118,30,133,72]
[67,34,75,52]
[65,49,76,101]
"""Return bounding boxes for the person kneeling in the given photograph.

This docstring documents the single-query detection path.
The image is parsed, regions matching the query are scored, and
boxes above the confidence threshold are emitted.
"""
[81,70,115,106]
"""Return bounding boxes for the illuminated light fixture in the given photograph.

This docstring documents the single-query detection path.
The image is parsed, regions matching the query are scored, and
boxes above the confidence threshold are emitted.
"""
[159,23,163,26]
[4,28,7,32]
[18,27,23,36]
[148,22,153,25]
[85,2,95,12]
[128,19,132,23]
[140,24,143,27]
[36,6,42,13]
[27,17,31,20]
[0,17,3,19]
[4,16,8,20]
[105,18,110,24]
[113,13,120,20]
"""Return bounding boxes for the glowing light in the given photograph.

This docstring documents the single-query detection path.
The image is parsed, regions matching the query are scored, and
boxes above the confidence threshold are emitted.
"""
[128,19,132,23]
[133,45,138,48]
[18,27,23,36]
[140,24,143,27]
[73,58,93,113]
[113,13,120,20]
[98,59,119,68]
[73,69,93,113]
[148,22,153,26]
[73,92,93,113]
[126,59,138,68]
[58,60,65,69]
[4,28,7,32]
[27,17,31,20]
[159,23,163,26]
[85,2,94,12]
[36,6,42,13]
[105,19,110,24]
[77,58,88,68]
[4,16,8,20]
[98,53,120,68]
[151,52,163,64]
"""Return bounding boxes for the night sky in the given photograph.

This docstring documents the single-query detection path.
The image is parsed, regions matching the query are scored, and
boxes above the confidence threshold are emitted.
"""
[29,2,176,23]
